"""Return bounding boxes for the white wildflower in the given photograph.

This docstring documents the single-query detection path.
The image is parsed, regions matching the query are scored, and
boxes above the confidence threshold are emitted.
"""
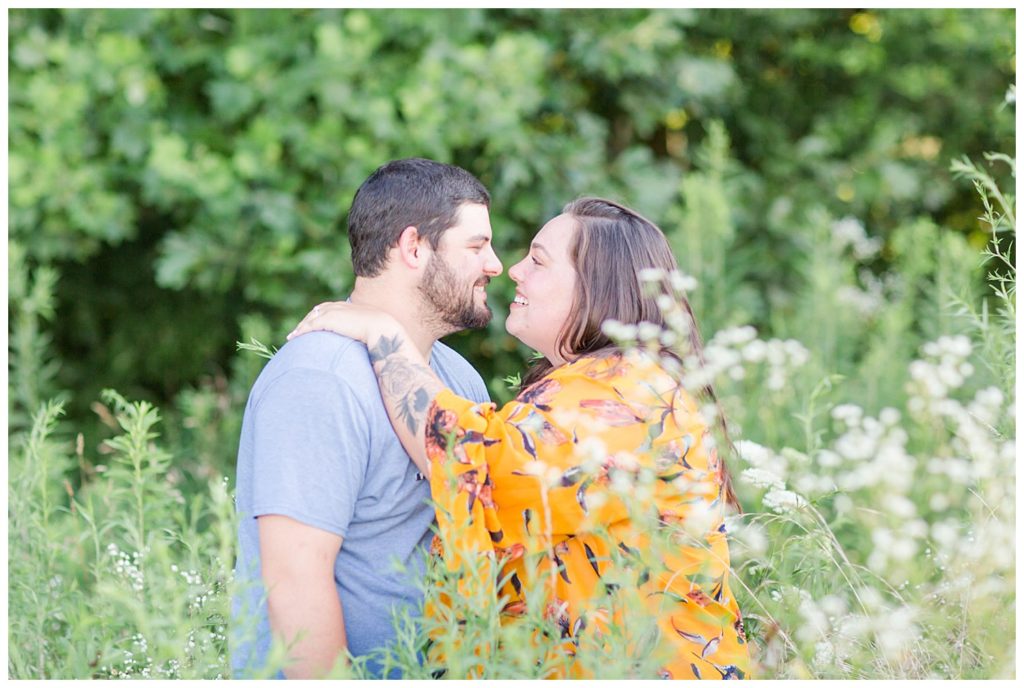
[999,439,1015,462]
[735,440,773,467]
[852,235,882,260]
[679,498,717,540]
[936,363,964,389]
[782,339,810,366]
[904,518,928,539]
[861,416,882,436]
[574,436,608,467]
[928,492,950,512]
[762,488,807,514]
[834,429,875,461]
[820,594,848,617]
[872,527,894,554]
[765,341,786,366]
[837,285,881,317]
[712,325,757,347]
[879,407,901,426]
[638,267,666,283]
[812,640,836,671]
[669,271,698,293]
[930,520,959,550]
[727,519,767,556]
[890,536,918,561]
[740,467,786,491]
[600,319,637,341]
[793,473,835,496]
[831,404,863,427]
[797,596,830,643]
[766,370,786,391]
[876,605,917,660]
[637,321,661,342]
[741,339,767,363]
[816,449,842,468]
[943,335,972,358]
[831,216,866,250]
[882,494,917,519]
[610,466,634,494]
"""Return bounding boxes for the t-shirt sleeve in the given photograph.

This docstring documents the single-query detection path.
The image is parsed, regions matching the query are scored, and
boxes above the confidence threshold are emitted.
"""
[434,346,491,405]
[249,367,369,539]
[466,371,490,405]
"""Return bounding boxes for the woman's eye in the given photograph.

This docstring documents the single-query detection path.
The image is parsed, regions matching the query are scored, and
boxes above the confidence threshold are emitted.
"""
[531,256,541,266]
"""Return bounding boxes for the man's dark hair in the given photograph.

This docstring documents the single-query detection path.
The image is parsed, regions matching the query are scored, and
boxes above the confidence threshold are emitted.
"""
[347,158,490,277]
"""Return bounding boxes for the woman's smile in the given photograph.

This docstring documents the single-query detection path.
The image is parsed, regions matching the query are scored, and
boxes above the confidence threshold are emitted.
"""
[504,214,579,365]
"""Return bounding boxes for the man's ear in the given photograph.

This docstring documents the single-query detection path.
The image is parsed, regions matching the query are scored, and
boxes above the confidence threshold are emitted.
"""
[395,226,430,269]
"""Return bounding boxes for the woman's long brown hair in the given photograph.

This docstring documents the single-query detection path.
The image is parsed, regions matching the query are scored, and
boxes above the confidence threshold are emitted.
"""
[521,197,741,512]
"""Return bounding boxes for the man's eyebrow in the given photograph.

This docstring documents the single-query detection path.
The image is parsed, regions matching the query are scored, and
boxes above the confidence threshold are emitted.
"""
[466,234,492,243]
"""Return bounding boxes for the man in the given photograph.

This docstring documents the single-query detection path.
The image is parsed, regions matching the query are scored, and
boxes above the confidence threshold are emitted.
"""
[231,158,502,678]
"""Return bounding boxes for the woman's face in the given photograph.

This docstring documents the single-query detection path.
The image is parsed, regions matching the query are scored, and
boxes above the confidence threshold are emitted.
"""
[505,213,579,366]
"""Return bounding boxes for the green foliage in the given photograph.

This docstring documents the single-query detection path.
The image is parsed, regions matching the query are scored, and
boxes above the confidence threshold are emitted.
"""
[6,7,1016,680]
[7,8,1013,417]
[8,242,63,432]
[8,393,236,679]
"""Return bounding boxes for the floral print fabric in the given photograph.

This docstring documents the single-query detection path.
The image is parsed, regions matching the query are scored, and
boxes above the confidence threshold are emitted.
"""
[426,352,751,679]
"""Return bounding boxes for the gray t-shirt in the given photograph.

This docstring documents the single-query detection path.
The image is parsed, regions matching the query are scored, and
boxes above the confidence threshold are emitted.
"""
[230,331,488,679]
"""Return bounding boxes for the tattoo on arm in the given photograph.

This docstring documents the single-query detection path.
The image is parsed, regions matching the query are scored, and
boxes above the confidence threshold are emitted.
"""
[367,335,441,436]
[367,334,405,364]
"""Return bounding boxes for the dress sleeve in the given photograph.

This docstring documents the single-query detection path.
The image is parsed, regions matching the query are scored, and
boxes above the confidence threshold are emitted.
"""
[426,378,644,555]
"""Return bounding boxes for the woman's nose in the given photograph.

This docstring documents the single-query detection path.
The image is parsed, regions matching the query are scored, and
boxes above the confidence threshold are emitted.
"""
[508,259,525,284]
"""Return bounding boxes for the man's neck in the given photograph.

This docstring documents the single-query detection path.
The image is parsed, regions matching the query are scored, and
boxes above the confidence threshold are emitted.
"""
[349,277,438,359]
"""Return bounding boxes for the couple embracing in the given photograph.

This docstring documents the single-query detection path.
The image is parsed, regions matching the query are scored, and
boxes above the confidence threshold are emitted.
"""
[232,158,751,680]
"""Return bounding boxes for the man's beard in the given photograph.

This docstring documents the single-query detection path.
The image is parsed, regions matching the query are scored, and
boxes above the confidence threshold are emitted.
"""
[418,253,492,333]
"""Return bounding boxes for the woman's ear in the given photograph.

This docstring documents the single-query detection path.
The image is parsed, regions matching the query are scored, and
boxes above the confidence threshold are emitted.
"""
[395,225,429,269]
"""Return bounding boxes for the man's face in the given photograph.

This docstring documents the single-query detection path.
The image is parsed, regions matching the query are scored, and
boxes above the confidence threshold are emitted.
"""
[418,203,503,332]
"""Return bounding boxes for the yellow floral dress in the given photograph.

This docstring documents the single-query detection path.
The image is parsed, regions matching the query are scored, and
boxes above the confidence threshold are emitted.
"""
[424,352,751,679]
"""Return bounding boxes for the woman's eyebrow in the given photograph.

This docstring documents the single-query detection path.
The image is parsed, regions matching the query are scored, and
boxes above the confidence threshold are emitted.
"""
[530,242,551,258]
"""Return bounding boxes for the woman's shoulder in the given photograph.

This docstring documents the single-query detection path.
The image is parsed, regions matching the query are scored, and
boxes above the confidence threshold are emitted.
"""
[559,350,674,381]
[539,350,681,402]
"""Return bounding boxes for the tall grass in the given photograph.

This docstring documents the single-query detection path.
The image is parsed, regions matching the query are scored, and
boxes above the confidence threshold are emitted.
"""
[7,153,1014,678]
[8,392,236,678]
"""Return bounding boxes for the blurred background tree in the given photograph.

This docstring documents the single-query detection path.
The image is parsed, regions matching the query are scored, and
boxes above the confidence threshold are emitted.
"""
[8,8,1015,480]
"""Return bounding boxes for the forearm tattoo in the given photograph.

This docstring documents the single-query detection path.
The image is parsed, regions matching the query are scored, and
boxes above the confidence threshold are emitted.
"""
[367,334,442,436]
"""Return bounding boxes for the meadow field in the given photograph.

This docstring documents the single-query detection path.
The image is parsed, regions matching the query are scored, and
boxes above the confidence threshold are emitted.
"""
[8,8,1015,679]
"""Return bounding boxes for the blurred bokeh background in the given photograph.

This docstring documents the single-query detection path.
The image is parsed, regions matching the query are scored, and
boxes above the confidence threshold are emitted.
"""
[9,9,1013,457]
[7,9,1016,678]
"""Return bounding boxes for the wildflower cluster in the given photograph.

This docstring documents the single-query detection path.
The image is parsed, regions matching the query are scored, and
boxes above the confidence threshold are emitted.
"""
[5,121,1014,682]
[734,441,810,514]
[603,180,1016,679]
[701,325,810,391]
[106,543,146,593]
[831,216,883,261]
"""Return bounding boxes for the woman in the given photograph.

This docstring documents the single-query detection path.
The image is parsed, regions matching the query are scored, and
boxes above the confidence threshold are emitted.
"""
[288,198,751,679]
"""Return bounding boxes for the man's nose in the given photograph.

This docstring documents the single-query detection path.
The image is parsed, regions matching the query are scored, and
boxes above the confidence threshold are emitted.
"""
[483,246,503,276]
